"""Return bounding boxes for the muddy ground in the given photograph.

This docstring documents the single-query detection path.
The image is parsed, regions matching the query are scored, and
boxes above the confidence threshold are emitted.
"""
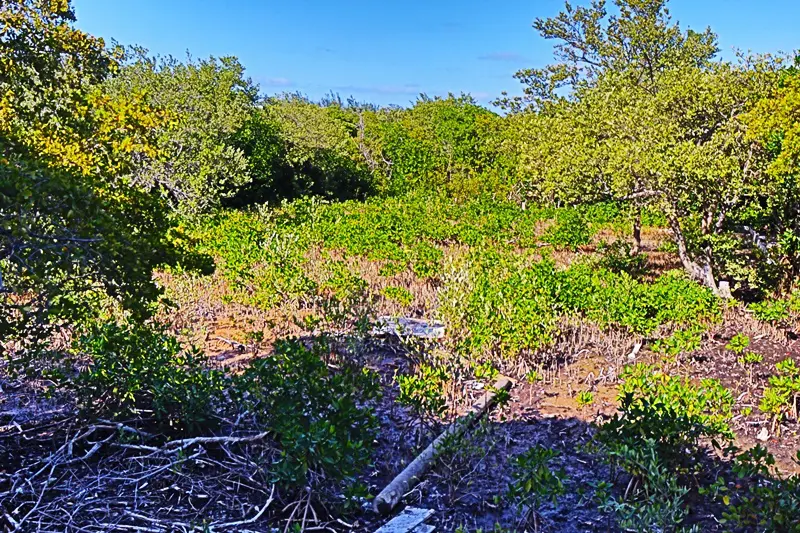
[2,306,799,532]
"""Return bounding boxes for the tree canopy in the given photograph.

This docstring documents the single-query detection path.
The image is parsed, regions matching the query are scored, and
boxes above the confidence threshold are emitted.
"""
[0,0,185,348]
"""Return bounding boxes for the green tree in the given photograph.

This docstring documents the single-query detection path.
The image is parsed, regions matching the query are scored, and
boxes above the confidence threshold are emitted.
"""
[0,1,184,351]
[379,94,512,198]
[508,0,781,293]
[499,0,718,112]
[231,93,376,204]
[0,0,163,174]
[743,60,800,292]
[105,50,259,214]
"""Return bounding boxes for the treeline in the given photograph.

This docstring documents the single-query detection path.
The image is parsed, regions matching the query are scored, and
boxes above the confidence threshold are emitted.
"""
[2,0,800,351]
[103,52,516,211]
[96,3,800,299]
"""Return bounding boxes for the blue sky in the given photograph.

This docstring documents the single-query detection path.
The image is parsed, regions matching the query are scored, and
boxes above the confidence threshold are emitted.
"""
[72,0,799,108]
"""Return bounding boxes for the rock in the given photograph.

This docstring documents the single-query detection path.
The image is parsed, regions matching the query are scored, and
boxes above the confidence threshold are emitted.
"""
[372,316,445,340]
[756,427,770,442]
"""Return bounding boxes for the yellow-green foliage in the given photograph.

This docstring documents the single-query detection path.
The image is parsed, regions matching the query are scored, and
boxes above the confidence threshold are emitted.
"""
[1,0,186,347]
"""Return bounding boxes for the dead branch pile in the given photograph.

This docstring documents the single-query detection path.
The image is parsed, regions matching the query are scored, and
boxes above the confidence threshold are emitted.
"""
[0,420,338,533]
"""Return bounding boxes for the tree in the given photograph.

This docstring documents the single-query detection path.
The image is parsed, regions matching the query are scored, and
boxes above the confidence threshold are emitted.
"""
[742,60,800,292]
[231,93,376,205]
[498,0,718,112]
[507,0,781,293]
[0,0,163,174]
[378,94,512,198]
[105,51,259,214]
[0,1,186,351]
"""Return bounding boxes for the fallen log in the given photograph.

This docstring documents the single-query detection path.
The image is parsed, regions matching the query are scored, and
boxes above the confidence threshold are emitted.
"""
[373,376,513,515]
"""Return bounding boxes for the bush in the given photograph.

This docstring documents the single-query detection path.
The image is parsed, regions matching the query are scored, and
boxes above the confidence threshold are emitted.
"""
[441,250,719,361]
[396,363,449,423]
[73,322,226,434]
[597,240,648,277]
[381,286,414,307]
[598,364,734,471]
[507,446,566,529]
[749,290,800,323]
[652,326,705,358]
[724,446,800,532]
[234,339,380,486]
[598,439,695,533]
[760,358,800,427]
[542,210,592,250]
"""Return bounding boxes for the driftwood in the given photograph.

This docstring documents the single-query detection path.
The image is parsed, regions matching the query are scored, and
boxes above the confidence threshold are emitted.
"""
[373,376,513,515]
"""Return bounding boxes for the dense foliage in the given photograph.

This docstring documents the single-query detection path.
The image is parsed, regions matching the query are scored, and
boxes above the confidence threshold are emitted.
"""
[105,50,259,214]
[0,0,183,351]
[2,1,799,531]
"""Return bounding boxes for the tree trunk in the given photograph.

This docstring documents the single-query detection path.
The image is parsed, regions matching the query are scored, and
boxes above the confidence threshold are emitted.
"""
[631,208,642,255]
[373,377,513,514]
[667,214,719,294]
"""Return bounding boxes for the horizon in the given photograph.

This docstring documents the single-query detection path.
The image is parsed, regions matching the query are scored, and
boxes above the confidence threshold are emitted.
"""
[72,1,800,108]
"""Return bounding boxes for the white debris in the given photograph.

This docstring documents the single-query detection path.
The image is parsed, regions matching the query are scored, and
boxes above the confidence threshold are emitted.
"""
[374,507,434,533]
[372,316,445,340]
[756,427,770,442]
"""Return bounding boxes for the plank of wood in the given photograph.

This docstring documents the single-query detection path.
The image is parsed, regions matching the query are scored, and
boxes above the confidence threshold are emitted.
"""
[373,377,513,514]
[410,525,436,533]
[374,507,434,533]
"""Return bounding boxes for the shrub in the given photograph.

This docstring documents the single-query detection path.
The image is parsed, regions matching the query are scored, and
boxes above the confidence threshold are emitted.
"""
[73,322,226,434]
[598,364,734,471]
[411,242,444,278]
[396,363,449,423]
[381,286,414,307]
[724,446,800,532]
[576,390,595,407]
[441,252,719,361]
[653,326,705,358]
[507,446,566,530]
[725,333,751,354]
[750,298,792,323]
[597,240,648,277]
[760,358,800,427]
[542,210,592,250]
[234,339,380,486]
[599,439,695,533]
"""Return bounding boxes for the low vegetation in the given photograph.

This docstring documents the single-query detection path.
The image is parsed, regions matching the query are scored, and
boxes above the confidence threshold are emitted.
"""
[1,0,799,531]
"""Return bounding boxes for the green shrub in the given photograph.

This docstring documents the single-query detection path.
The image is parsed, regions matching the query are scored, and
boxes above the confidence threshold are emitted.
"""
[73,322,226,434]
[442,251,719,361]
[760,359,800,427]
[599,439,696,533]
[381,286,414,307]
[726,333,751,354]
[653,326,705,358]
[597,240,648,277]
[542,210,592,250]
[576,390,595,407]
[749,290,800,323]
[234,339,380,486]
[396,363,449,422]
[507,446,566,530]
[411,242,444,278]
[724,446,800,532]
[750,298,791,323]
[596,366,734,532]
[599,364,734,470]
